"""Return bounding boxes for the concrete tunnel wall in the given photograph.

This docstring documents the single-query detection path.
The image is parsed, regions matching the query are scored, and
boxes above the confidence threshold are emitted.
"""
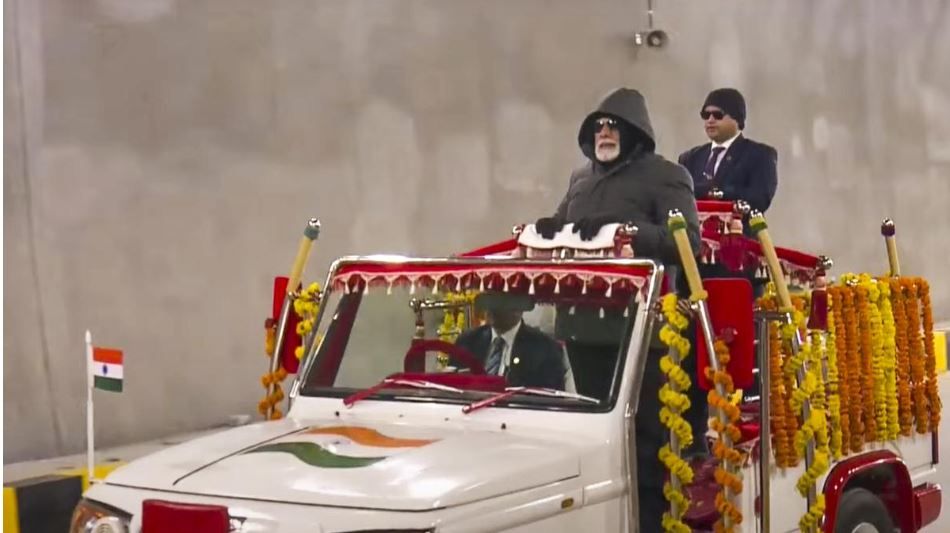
[4,0,950,462]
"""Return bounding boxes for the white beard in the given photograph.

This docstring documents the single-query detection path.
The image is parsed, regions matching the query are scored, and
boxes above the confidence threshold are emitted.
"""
[595,143,620,162]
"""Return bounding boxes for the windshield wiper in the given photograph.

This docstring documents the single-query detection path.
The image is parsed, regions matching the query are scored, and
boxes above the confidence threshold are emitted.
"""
[344,378,464,408]
[462,387,600,414]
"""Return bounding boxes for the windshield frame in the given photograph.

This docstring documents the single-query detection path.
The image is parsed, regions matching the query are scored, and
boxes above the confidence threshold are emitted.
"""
[289,254,665,413]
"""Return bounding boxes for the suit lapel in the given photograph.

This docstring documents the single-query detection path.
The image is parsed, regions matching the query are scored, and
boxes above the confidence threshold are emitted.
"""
[695,144,712,181]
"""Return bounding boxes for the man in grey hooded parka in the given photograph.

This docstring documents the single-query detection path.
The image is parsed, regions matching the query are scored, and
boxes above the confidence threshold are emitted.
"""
[537,87,701,262]
[536,88,702,533]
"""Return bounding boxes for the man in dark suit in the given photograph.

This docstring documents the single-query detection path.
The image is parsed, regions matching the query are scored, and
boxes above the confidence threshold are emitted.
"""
[677,89,776,460]
[678,88,778,215]
[454,293,566,390]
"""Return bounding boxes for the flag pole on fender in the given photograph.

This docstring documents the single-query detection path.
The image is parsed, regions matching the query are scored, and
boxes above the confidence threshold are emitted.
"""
[85,329,95,485]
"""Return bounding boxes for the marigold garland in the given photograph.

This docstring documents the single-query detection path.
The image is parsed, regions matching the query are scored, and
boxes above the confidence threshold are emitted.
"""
[707,338,743,532]
[903,279,929,433]
[877,280,900,440]
[889,279,914,435]
[860,276,889,440]
[436,291,478,367]
[825,296,844,458]
[851,280,879,443]
[840,285,865,451]
[758,293,798,467]
[657,293,694,532]
[781,296,832,533]
[293,282,323,360]
[918,278,942,431]
[258,366,288,419]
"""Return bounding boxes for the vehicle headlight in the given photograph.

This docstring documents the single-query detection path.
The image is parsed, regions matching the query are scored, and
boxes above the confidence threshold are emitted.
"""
[70,498,131,533]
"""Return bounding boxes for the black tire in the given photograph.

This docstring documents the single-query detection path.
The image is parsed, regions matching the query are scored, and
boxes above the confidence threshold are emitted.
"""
[834,487,894,533]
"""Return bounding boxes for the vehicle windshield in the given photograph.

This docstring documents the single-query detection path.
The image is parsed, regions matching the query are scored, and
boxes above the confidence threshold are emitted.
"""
[298,260,655,412]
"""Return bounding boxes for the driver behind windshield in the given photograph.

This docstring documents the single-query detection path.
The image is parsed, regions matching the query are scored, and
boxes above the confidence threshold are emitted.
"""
[453,292,566,390]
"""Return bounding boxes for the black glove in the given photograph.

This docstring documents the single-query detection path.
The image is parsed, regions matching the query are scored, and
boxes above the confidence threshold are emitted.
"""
[534,217,565,239]
[572,214,622,241]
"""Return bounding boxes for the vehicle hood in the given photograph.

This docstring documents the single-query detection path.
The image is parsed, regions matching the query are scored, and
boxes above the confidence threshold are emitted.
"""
[105,417,583,511]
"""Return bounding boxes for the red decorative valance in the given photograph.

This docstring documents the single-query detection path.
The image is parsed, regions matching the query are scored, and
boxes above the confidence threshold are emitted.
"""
[330,260,656,302]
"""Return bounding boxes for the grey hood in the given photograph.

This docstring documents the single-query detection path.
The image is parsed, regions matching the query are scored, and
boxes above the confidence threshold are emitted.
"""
[577,88,656,159]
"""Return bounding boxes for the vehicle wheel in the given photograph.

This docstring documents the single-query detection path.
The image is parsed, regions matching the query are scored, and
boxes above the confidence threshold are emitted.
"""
[834,487,894,533]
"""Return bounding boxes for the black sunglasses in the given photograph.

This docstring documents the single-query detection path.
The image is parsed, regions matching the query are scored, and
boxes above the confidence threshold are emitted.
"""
[593,117,619,131]
[701,110,726,120]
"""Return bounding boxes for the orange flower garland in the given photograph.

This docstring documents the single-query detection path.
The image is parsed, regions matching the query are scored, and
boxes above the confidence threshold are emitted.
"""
[759,294,795,467]
[890,279,914,436]
[829,287,851,456]
[841,286,865,452]
[918,278,942,431]
[853,282,878,443]
[903,279,929,433]
[770,321,795,467]
[708,339,743,533]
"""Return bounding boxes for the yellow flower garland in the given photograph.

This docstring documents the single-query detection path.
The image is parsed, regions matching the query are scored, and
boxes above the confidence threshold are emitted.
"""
[860,275,888,440]
[436,291,478,368]
[778,296,831,533]
[657,293,694,533]
[293,282,323,360]
[877,280,900,440]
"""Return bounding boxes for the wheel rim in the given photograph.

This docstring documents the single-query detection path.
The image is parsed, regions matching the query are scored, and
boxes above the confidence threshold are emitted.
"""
[851,523,880,533]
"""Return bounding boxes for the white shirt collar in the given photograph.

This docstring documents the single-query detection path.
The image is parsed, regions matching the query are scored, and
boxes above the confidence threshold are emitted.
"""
[712,131,741,151]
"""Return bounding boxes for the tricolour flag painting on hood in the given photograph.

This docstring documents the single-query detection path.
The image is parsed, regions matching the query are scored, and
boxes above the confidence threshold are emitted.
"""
[93,347,123,393]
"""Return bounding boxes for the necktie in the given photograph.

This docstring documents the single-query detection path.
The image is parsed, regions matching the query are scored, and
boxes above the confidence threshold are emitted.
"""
[485,337,506,375]
[703,146,726,179]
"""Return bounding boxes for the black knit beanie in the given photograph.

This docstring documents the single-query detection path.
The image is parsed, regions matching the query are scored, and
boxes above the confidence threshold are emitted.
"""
[702,88,746,130]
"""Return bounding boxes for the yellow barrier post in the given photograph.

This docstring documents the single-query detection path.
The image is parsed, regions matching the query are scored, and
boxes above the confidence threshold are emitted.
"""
[881,218,900,277]
[668,209,739,531]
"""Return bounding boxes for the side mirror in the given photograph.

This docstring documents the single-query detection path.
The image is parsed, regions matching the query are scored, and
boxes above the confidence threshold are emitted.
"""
[695,278,755,391]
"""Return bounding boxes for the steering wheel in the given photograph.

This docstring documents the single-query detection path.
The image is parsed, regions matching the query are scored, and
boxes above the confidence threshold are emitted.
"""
[404,339,485,374]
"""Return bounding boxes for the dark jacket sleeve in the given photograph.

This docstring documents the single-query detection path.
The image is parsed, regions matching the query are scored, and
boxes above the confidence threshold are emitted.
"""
[554,169,583,221]
[739,144,778,213]
[451,329,483,368]
[634,165,702,265]
[676,149,691,168]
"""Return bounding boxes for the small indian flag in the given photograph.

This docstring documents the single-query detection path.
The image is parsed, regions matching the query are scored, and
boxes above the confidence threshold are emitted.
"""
[92,347,123,393]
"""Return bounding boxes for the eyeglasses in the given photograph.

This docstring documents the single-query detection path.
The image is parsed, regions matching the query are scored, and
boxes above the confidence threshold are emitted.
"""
[701,110,726,120]
[594,117,619,131]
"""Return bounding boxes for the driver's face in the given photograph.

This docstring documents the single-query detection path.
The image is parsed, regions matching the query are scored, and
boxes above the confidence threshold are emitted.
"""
[487,309,522,334]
